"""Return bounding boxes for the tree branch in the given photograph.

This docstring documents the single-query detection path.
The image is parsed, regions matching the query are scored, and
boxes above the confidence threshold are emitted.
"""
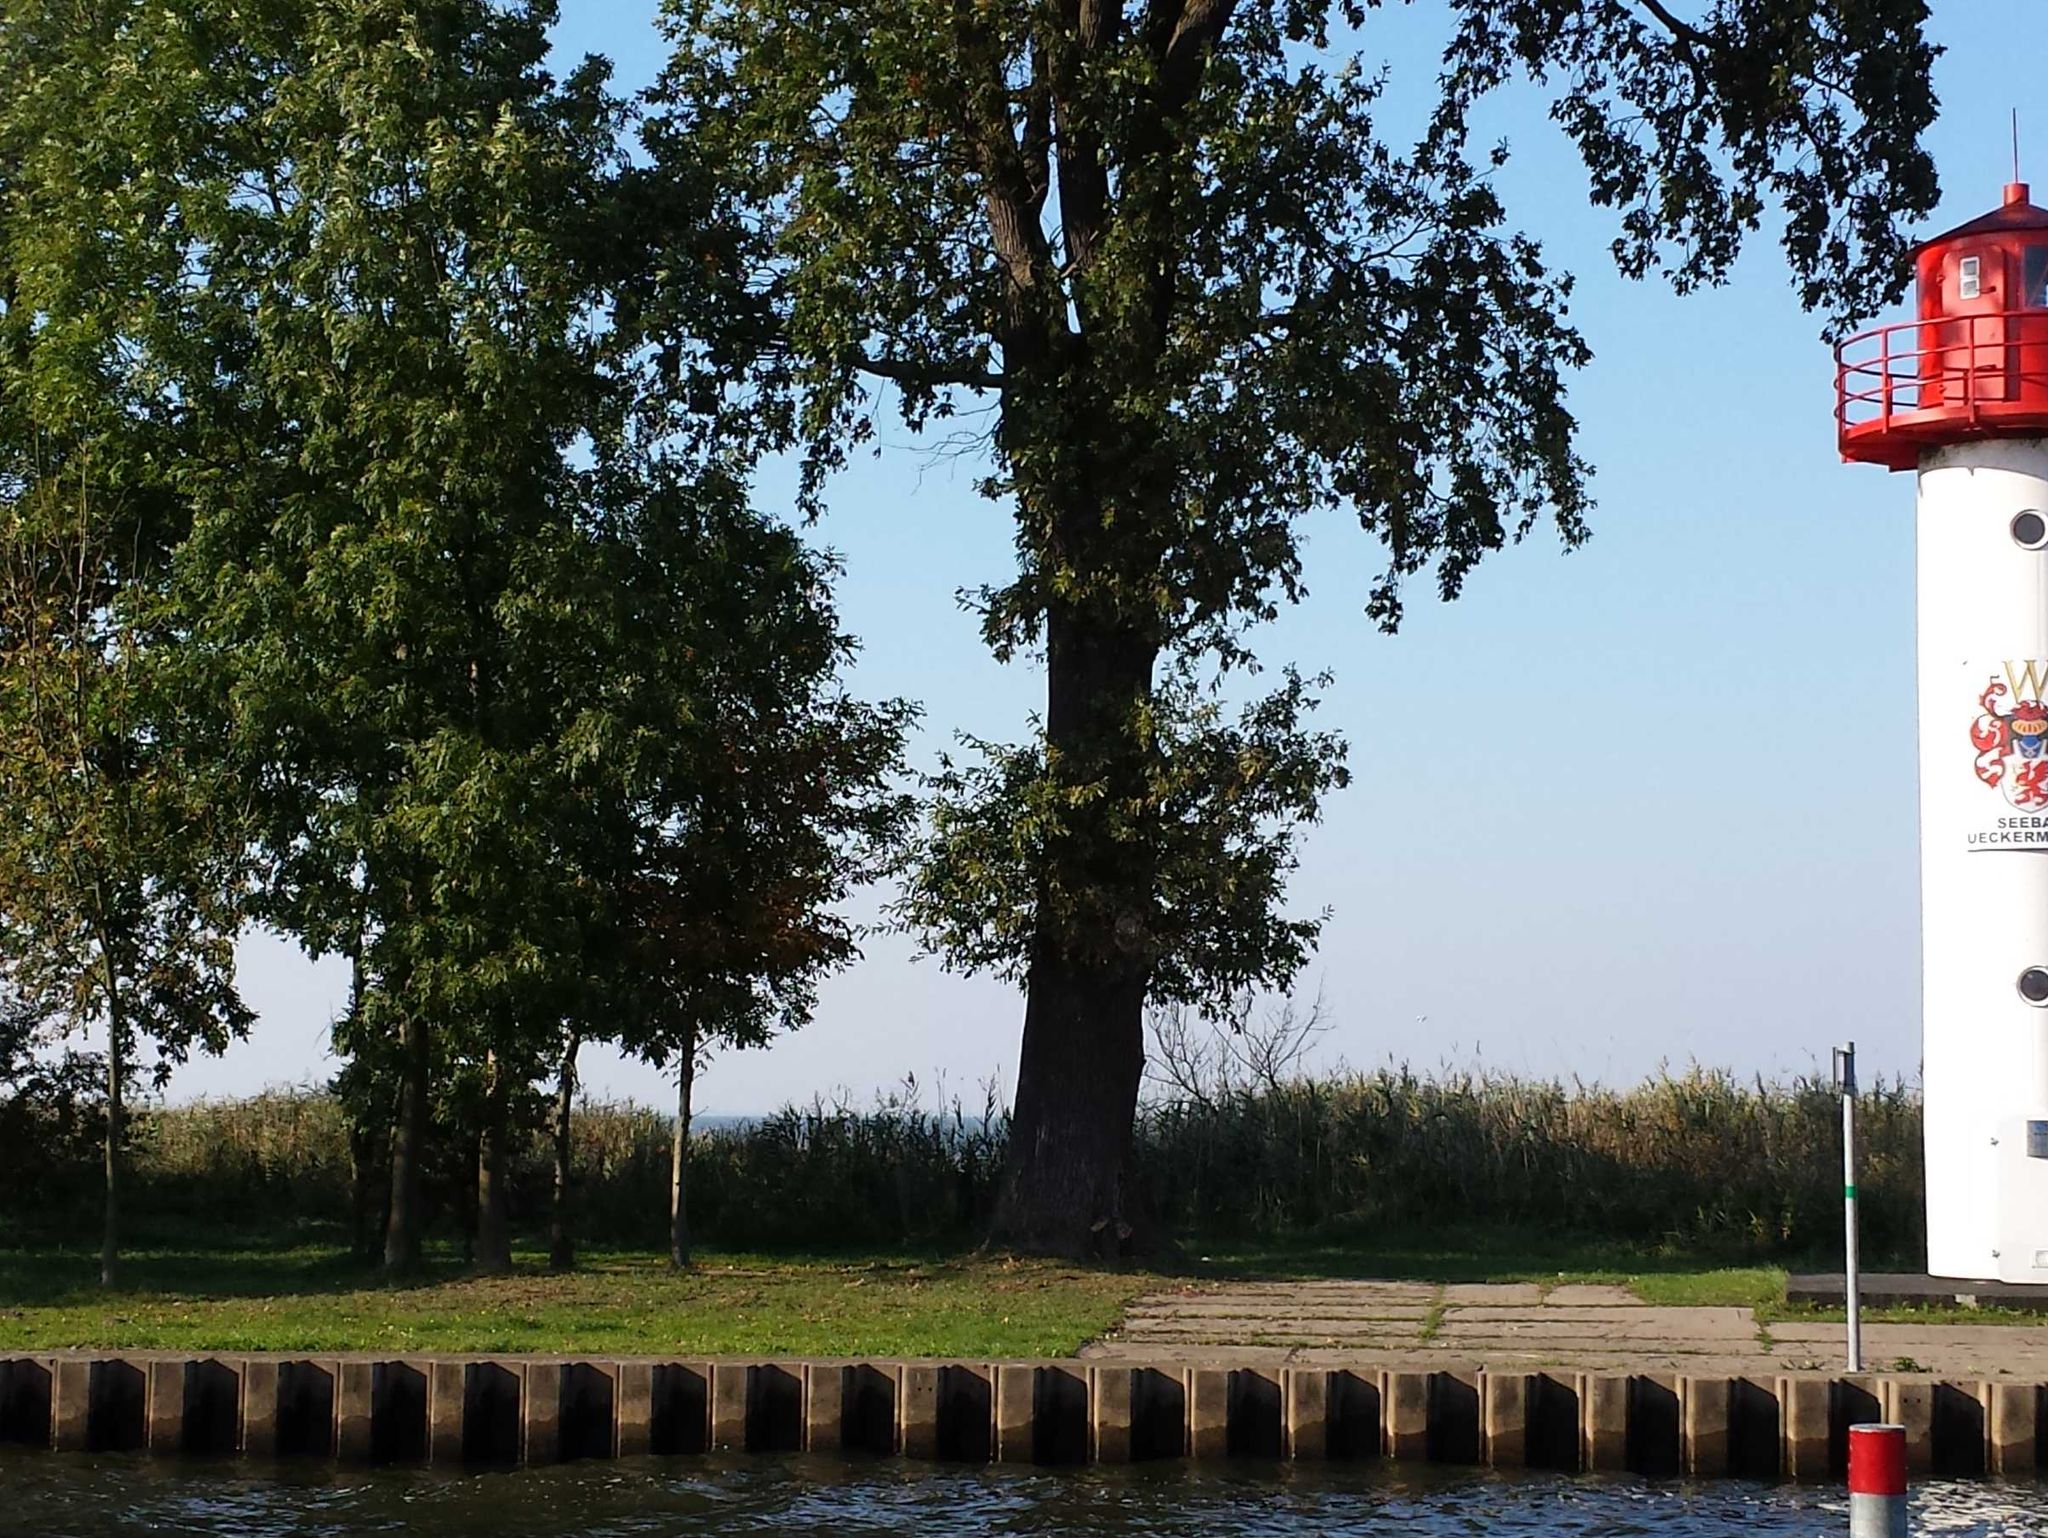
[1021,39,1053,219]
[857,352,1007,391]
[947,0,1058,353]
[1636,0,1710,49]
[1052,0,1116,280]
[1160,0,1239,111]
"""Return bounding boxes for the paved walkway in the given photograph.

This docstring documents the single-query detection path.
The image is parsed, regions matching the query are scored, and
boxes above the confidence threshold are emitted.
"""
[1077,1280,2048,1377]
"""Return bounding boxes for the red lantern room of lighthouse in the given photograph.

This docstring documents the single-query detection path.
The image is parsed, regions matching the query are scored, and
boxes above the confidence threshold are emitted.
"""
[1838,181,2048,466]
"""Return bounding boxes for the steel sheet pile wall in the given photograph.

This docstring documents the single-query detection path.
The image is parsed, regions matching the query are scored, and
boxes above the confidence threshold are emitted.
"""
[0,1356,2040,1478]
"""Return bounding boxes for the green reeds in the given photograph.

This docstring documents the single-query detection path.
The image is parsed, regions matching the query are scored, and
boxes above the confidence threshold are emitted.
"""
[8,1067,1922,1263]
[1132,1065,1923,1263]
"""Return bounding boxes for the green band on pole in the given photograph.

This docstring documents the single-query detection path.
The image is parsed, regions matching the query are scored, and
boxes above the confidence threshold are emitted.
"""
[1844,1185,1857,1199]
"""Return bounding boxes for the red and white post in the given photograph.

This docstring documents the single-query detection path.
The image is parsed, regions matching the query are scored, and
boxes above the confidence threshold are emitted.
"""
[1848,1423,1908,1538]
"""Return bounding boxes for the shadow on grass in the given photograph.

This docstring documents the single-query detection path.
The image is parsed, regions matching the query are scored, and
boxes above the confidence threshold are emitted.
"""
[1170,1223,1846,1286]
[0,1216,1885,1310]
[0,1226,1012,1309]
[0,1222,467,1306]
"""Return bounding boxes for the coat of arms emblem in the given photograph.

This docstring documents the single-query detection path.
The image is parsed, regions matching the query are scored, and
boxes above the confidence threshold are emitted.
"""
[1972,673,2048,808]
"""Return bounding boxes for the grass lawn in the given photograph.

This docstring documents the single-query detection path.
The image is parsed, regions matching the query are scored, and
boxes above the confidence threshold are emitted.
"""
[2,1223,2033,1356]
[0,1238,1146,1357]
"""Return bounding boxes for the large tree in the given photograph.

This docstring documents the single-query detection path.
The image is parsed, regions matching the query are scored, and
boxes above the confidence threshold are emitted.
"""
[661,0,1939,1252]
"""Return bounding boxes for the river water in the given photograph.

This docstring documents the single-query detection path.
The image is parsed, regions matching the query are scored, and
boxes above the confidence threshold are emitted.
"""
[3,1451,2045,1536]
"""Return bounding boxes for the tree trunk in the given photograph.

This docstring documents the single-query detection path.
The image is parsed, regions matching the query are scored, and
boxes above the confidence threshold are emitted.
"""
[100,1007,125,1290]
[991,598,1158,1257]
[347,1116,378,1263]
[668,1024,698,1270]
[475,1049,513,1274]
[344,931,377,1263]
[458,1131,478,1265]
[995,949,1150,1256]
[549,1031,578,1272]
[383,1011,428,1276]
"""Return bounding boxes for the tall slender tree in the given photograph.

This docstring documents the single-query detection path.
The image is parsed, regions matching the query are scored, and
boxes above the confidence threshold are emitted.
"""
[659,0,1941,1253]
[0,0,253,1286]
[545,1024,579,1271]
[551,477,916,1270]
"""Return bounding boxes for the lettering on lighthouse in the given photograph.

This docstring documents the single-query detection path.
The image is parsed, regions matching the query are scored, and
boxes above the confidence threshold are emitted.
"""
[1969,662,2048,846]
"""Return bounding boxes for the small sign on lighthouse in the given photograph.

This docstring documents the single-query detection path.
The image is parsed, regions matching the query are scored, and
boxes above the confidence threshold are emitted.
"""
[1837,179,2048,1283]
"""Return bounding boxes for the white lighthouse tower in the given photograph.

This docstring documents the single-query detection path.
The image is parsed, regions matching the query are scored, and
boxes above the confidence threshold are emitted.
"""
[1839,180,2048,1282]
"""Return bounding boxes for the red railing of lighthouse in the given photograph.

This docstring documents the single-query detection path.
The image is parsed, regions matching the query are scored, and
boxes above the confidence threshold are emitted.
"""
[1837,309,2048,469]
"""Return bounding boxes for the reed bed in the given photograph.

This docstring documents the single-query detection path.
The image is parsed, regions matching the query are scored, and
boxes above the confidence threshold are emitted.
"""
[2,1068,1923,1262]
[1131,1065,1922,1262]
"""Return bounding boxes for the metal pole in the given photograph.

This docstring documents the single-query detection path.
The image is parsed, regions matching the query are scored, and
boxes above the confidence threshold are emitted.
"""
[1837,1041,1863,1373]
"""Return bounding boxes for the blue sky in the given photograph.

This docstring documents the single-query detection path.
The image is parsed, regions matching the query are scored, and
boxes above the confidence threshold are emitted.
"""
[184,2,2036,1113]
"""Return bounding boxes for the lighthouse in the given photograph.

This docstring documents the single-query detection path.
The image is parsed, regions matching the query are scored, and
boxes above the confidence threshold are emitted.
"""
[1839,180,2048,1283]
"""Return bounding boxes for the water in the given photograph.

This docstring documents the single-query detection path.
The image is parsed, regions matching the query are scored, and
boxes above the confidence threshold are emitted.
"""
[2,1451,2045,1537]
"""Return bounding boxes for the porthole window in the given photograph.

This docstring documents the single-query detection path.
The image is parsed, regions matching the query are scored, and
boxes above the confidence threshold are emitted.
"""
[2014,511,2048,550]
[2018,967,2048,1005]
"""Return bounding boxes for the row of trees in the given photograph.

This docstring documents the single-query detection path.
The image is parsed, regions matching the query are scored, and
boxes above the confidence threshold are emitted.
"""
[0,0,912,1282]
[4,0,1943,1269]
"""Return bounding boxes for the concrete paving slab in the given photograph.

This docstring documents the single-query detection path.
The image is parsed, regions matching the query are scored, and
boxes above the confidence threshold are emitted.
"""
[1441,1305,1745,1327]
[1439,1284,1544,1306]
[1539,1285,1640,1307]
[1769,1323,2048,1376]
[1180,1282,1437,1299]
[1439,1340,1761,1361]
[1076,1344,1298,1365]
[1114,1332,1394,1343]
[1122,1304,1435,1321]
[1436,1308,1756,1338]
[1083,1280,2048,1378]
[1116,1325,1431,1339]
